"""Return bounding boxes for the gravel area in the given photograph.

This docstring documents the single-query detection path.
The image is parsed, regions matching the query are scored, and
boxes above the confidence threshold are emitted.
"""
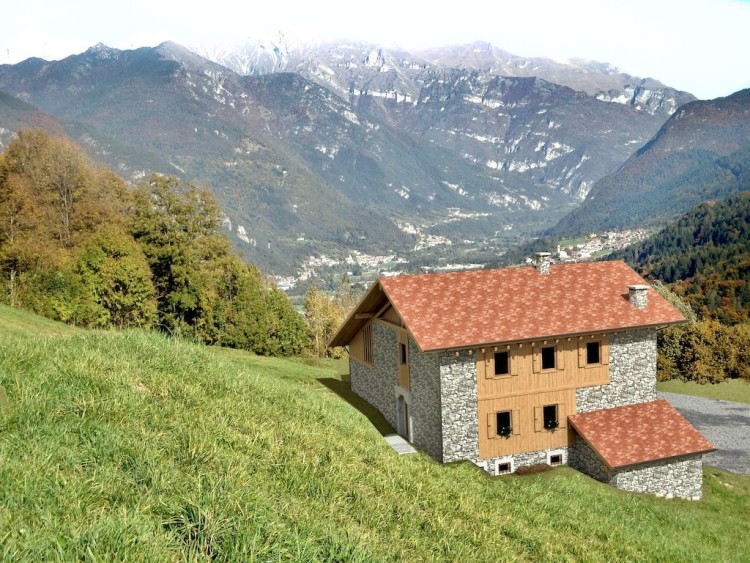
[659,392,750,476]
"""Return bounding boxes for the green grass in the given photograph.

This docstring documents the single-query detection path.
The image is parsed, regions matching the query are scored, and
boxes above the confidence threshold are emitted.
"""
[658,378,750,405]
[0,303,82,338]
[1,307,749,560]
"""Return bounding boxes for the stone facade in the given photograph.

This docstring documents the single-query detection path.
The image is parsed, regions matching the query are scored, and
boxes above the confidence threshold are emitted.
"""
[577,329,657,413]
[351,323,704,501]
[350,321,399,429]
[570,436,703,500]
[408,335,443,460]
[439,351,479,462]
[479,447,569,475]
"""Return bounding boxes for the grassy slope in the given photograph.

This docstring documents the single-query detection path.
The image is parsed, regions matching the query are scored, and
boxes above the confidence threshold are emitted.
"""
[1,306,749,560]
[658,378,750,405]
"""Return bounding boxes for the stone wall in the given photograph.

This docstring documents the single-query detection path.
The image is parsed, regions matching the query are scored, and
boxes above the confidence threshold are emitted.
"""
[570,435,703,500]
[479,447,569,475]
[569,435,613,482]
[439,351,479,462]
[612,457,703,500]
[350,321,399,429]
[409,336,443,460]
[577,329,657,413]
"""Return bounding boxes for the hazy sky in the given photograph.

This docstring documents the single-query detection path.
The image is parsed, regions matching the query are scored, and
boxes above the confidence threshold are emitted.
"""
[3,0,749,99]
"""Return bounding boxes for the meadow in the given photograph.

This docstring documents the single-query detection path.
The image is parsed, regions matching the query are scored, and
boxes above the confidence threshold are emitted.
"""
[1,304,749,561]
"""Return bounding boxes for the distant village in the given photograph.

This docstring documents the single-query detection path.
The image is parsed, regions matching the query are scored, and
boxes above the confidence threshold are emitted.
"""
[274,229,649,291]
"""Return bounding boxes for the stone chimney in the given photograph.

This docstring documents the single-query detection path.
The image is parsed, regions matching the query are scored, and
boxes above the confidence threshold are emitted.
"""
[628,285,649,309]
[534,252,551,275]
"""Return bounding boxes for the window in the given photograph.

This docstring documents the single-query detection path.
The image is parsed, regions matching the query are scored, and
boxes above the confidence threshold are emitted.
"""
[399,342,407,365]
[586,341,601,365]
[543,404,559,430]
[496,461,512,475]
[494,351,509,376]
[547,450,564,466]
[496,411,512,437]
[541,346,556,370]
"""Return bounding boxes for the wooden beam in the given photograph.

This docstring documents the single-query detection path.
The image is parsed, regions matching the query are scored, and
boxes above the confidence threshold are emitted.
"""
[355,313,373,320]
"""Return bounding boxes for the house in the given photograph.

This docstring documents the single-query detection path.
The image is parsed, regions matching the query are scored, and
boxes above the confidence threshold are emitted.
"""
[329,254,715,499]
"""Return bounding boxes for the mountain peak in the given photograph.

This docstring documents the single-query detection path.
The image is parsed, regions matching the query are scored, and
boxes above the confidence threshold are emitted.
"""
[85,43,119,60]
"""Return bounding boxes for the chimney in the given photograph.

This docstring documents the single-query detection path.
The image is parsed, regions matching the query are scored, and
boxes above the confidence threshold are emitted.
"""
[534,252,551,275]
[628,285,649,309]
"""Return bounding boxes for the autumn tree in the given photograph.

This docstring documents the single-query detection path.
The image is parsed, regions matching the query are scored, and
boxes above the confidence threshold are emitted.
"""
[73,225,157,329]
[131,174,229,335]
[304,286,342,358]
[0,169,40,306]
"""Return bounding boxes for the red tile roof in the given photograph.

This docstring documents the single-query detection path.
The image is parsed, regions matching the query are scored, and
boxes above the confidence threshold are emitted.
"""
[568,400,715,470]
[377,260,685,351]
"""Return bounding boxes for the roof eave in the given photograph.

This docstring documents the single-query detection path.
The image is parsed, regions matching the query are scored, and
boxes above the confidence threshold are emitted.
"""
[327,280,387,349]
[608,448,718,472]
[418,319,687,354]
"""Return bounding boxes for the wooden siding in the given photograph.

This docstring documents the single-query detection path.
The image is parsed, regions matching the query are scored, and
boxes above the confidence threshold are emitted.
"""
[476,335,610,399]
[479,389,576,458]
[476,334,610,460]
[381,305,403,326]
[349,322,373,366]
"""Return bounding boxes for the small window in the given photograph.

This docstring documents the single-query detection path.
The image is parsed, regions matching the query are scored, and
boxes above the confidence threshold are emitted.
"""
[549,453,563,466]
[496,461,512,475]
[494,351,509,375]
[586,341,601,365]
[541,346,556,370]
[543,404,559,430]
[496,411,512,437]
[399,342,407,365]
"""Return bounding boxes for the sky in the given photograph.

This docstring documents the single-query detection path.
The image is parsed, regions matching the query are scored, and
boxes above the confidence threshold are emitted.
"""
[2,0,749,100]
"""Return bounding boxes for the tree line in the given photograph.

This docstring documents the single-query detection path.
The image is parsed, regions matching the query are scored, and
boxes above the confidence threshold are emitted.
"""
[613,192,750,385]
[0,129,350,357]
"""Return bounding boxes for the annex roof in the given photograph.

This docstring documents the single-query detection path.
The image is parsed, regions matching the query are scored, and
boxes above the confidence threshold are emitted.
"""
[330,260,685,352]
[568,400,716,470]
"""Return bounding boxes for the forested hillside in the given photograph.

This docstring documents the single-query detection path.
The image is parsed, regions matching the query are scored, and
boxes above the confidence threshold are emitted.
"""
[606,192,750,384]
[612,192,750,324]
[551,89,750,236]
[0,129,307,355]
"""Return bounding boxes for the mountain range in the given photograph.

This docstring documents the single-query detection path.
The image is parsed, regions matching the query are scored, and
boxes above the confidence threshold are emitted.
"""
[0,39,709,275]
[550,88,750,236]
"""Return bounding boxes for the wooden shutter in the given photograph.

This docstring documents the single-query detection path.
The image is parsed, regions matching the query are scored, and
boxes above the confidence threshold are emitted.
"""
[487,412,495,439]
[510,349,519,376]
[558,403,567,428]
[481,349,492,379]
[512,409,521,435]
[556,345,565,371]
[532,347,541,373]
[534,406,543,432]
[578,342,586,368]
[601,340,610,365]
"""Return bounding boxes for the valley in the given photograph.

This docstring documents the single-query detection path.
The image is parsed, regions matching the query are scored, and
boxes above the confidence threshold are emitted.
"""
[0,40,692,276]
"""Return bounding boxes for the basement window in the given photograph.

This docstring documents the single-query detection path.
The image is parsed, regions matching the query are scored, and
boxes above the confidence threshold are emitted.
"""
[547,451,564,466]
[496,411,512,437]
[494,351,510,376]
[586,341,601,365]
[543,405,559,430]
[541,346,556,370]
[496,461,512,475]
